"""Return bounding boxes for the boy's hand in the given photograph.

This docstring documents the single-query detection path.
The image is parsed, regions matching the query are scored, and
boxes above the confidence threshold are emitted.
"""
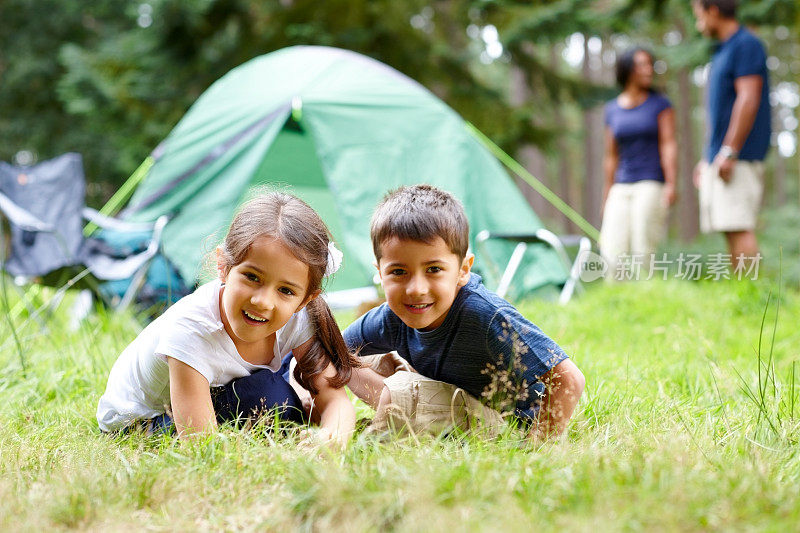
[368,351,414,377]
[298,426,333,447]
[529,359,585,442]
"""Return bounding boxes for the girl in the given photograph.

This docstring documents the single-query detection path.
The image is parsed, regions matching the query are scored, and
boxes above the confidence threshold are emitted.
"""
[97,192,358,446]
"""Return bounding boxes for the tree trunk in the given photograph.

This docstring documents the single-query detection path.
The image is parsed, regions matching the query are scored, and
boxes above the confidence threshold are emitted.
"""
[509,64,554,222]
[773,147,786,207]
[551,47,575,233]
[555,116,575,234]
[582,36,603,229]
[765,102,784,208]
[676,67,699,241]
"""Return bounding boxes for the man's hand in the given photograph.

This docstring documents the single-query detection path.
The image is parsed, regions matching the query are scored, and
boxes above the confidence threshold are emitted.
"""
[713,153,736,182]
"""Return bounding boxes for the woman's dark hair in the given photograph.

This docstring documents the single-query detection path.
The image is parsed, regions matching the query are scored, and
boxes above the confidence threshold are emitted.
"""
[218,190,359,395]
[615,47,654,89]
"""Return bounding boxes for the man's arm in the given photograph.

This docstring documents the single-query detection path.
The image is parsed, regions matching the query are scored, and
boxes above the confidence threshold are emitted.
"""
[715,74,763,181]
[529,359,585,441]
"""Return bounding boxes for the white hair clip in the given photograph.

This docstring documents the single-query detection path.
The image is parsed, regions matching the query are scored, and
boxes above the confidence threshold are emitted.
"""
[325,241,343,277]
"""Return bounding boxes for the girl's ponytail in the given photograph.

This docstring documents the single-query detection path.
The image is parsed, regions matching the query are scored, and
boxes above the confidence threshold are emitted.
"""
[293,297,360,395]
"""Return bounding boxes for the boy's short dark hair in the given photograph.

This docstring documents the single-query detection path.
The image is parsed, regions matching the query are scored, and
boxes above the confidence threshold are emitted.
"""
[697,0,737,18]
[370,184,470,261]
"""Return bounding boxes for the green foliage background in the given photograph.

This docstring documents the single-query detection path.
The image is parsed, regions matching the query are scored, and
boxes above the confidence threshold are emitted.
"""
[2,0,795,203]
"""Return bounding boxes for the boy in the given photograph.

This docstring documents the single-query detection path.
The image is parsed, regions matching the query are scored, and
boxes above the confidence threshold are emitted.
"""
[345,185,585,441]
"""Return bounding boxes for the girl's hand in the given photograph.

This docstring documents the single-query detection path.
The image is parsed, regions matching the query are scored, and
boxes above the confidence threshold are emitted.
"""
[293,344,356,449]
[167,357,217,437]
[662,183,677,207]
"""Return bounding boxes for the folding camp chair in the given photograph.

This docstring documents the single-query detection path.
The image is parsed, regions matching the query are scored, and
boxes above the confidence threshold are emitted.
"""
[0,153,173,318]
[475,229,592,305]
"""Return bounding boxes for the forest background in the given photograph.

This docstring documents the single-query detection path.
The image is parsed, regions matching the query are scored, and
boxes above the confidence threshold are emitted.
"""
[1,0,798,247]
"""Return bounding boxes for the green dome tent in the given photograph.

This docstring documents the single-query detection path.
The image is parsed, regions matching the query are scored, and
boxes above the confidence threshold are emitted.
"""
[121,45,567,303]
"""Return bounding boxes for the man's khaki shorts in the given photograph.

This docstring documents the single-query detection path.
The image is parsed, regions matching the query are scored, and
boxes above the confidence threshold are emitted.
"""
[699,160,764,233]
[360,353,506,436]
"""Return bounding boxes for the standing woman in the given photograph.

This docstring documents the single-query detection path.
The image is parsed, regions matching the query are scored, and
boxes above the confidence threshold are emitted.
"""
[600,47,678,277]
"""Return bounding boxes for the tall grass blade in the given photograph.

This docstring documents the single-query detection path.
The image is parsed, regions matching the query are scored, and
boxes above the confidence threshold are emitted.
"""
[789,361,797,420]
[0,272,27,376]
[755,291,770,427]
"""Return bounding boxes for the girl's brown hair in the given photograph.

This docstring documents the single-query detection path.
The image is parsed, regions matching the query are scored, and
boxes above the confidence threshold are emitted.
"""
[218,191,358,394]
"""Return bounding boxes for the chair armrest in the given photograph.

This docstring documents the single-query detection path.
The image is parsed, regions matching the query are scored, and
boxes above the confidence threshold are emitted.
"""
[0,191,55,232]
[82,208,166,233]
[555,234,589,248]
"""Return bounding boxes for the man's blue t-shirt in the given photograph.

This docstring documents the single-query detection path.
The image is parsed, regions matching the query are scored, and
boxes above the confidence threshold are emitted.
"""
[706,26,771,162]
[343,274,568,417]
[604,92,672,184]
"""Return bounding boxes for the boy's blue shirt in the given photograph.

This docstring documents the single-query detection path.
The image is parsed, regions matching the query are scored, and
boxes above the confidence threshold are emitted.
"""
[343,273,568,416]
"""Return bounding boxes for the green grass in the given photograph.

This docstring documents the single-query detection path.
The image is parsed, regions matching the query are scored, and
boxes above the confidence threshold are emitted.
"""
[2,277,799,531]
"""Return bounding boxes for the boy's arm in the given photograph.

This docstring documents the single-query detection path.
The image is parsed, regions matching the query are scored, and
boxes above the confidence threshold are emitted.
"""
[347,366,387,409]
[529,359,585,441]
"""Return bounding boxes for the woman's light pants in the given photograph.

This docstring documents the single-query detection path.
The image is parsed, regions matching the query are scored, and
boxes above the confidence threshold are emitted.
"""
[599,180,667,279]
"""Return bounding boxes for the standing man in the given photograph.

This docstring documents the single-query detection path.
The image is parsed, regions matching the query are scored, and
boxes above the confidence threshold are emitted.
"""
[692,0,771,269]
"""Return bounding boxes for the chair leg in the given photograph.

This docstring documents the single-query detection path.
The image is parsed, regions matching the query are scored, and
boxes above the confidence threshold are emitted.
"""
[557,236,591,305]
[68,289,94,330]
[496,242,528,299]
[118,261,150,311]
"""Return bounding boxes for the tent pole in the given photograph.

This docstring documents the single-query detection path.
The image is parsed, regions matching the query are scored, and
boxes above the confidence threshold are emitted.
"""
[84,156,155,236]
[465,122,600,243]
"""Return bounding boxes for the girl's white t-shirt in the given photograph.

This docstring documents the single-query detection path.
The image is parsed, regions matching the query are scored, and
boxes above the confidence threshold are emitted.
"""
[96,279,314,432]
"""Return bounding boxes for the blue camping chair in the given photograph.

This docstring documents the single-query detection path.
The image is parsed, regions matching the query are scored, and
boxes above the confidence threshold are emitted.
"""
[0,153,189,320]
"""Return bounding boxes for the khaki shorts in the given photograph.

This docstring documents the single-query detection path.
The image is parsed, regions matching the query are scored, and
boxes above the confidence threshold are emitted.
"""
[360,353,506,436]
[699,160,764,233]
